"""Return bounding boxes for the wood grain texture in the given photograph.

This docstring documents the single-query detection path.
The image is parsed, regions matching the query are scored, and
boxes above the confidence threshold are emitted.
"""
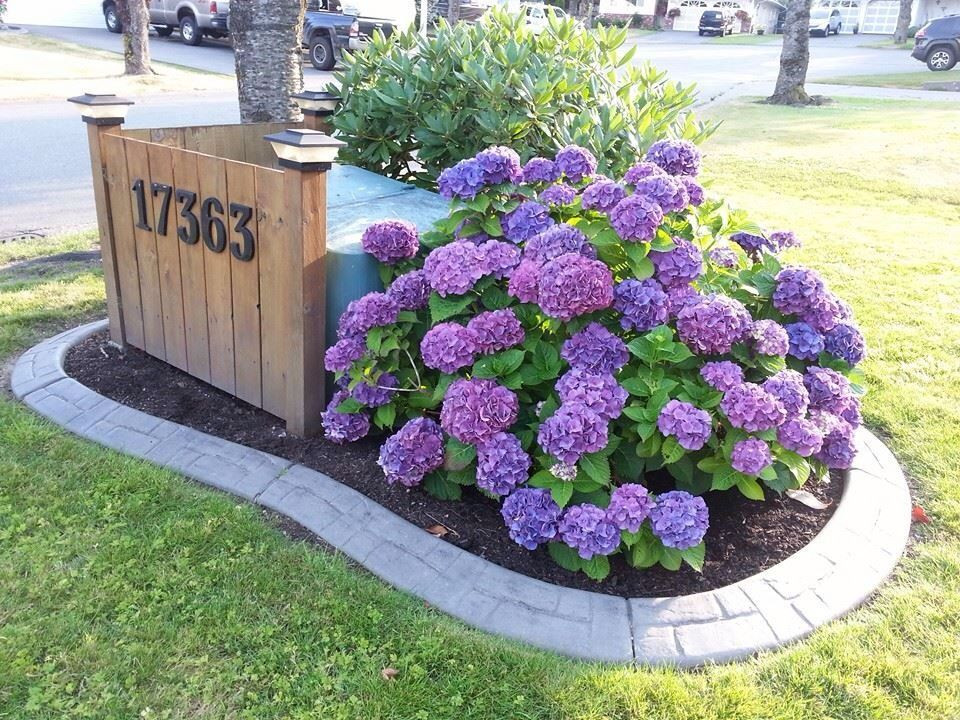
[87,124,125,345]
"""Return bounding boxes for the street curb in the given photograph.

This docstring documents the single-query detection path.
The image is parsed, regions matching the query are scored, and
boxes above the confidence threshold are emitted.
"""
[12,320,913,665]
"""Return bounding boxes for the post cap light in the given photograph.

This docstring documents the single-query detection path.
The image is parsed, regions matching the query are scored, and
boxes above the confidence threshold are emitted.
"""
[291,90,342,116]
[264,129,346,171]
[67,93,134,125]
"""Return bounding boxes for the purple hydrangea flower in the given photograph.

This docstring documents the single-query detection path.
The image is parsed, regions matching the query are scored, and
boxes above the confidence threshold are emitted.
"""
[645,139,702,177]
[681,177,705,206]
[610,194,664,242]
[811,411,856,469]
[324,336,366,373]
[634,174,690,213]
[522,157,560,184]
[537,253,614,321]
[538,402,609,464]
[731,438,773,475]
[770,230,800,251]
[657,399,713,451]
[750,319,790,356]
[559,504,621,559]
[523,225,594,264]
[476,432,531,496]
[720,382,787,432]
[423,240,487,297]
[378,417,445,487]
[440,378,519,444]
[420,322,476,373]
[708,245,739,269]
[361,219,419,264]
[438,158,486,200]
[555,145,598,183]
[840,396,862,428]
[676,294,752,355]
[561,322,629,374]
[700,360,744,392]
[475,146,522,184]
[731,232,773,256]
[665,284,701,319]
[501,488,561,550]
[606,484,655,533]
[387,269,430,311]
[773,266,826,316]
[804,367,853,415]
[785,321,825,361]
[649,491,708,550]
[538,183,577,206]
[762,369,809,420]
[321,390,370,444]
[650,237,703,288]
[623,160,666,185]
[613,278,669,332]
[801,291,847,333]
[337,292,399,339]
[503,201,555,243]
[467,309,525,355]
[507,260,541,303]
[351,372,397,407]
[478,239,521,278]
[556,369,628,421]
[581,178,626,213]
[824,322,866,366]
[777,417,824,457]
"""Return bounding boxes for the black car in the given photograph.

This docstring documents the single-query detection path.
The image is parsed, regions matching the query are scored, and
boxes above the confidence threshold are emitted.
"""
[912,14,960,71]
[303,9,360,70]
[698,10,734,36]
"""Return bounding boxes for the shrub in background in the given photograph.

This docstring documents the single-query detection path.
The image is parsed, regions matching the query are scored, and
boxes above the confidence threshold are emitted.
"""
[323,142,867,581]
[330,9,713,189]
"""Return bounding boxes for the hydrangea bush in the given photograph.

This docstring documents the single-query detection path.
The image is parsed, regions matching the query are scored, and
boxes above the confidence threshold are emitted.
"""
[323,141,867,581]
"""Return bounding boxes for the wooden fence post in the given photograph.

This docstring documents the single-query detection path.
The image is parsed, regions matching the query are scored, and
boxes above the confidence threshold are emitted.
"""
[291,90,340,133]
[69,93,135,347]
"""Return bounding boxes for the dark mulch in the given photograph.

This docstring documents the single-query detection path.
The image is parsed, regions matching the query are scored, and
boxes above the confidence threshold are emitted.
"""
[65,332,843,598]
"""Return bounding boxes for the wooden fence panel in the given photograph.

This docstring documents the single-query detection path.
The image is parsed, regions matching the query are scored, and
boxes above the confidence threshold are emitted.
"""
[255,166,288,418]
[226,161,262,408]
[146,143,188,372]
[170,149,212,383]
[101,133,146,349]
[197,153,236,395]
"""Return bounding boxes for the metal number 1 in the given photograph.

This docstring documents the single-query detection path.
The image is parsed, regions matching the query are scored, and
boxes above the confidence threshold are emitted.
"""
[132,179,151,231]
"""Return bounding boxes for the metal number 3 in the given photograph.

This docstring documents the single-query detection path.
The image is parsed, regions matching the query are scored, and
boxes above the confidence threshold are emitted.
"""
[175,189,199,245]
[229,203,255,261]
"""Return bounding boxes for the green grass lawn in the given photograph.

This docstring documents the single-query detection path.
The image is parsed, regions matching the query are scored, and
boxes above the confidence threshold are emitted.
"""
[708,32,780,44]
[817,70,958,89]
[2,98,960,719]
[858,37,913,50]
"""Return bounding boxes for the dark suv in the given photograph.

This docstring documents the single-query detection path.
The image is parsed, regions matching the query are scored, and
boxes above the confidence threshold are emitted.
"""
[698,10,734,36]
[912,15,960,71]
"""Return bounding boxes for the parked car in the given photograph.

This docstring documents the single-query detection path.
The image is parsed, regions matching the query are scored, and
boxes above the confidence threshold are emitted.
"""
[912,14,960,71]
[808,7,841,36]
[698,9,734,36]
[340,0,416,32]
[303,9,360,70]
[520,2,570,34]
[102,0,230,45]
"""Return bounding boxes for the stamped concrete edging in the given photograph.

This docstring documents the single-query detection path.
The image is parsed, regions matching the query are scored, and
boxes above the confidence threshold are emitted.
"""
[12,320,912,665]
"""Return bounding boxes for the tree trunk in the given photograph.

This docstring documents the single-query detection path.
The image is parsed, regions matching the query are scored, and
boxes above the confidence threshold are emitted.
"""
[118,0,152,75]
[448,0,461,24]
[768,0,814,104]
[576,0,598,27]
[892,0,912,44]
[232,0,306,123]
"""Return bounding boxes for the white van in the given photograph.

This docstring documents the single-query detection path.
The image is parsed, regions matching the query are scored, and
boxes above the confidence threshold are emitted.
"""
[340,0,417,31]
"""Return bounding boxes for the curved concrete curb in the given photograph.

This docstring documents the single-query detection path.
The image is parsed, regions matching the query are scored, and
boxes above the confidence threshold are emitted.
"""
[12,320,912,665]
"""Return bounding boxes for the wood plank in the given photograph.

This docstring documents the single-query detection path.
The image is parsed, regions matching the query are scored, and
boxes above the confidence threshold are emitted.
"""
[170,149,212,383]
[147,143,188,371]
[124,138,167,359]
[197,153,236,395]
[226,161,262,408]
[101,133,145,349]
[255,166,287,418]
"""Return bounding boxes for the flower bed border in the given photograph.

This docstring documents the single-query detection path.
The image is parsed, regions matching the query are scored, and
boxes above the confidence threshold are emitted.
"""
[12,320,912,665]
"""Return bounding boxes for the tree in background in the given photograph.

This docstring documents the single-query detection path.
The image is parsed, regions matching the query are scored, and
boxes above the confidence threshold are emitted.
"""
[768,0,815,104]
[232,0,305,123]
[892,0,912,44]
[576,0,599,27]
[448,0,461,24]
[117,0,153,75]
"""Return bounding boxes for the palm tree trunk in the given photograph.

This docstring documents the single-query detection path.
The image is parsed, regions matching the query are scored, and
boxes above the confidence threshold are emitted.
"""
[767,0,814,105]
[232,0,306,123]
[118,0,153,75]
[448,0,461,24]
[892,0,912,44]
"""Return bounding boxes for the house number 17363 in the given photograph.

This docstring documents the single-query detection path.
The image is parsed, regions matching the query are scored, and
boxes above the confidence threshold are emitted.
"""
[131,178,255,262]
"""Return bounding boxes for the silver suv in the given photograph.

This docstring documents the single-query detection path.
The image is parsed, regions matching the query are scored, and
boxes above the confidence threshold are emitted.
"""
[103,0,231,46]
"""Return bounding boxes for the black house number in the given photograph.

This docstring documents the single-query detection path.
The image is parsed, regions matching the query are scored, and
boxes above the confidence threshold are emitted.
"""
[131,178,255,262]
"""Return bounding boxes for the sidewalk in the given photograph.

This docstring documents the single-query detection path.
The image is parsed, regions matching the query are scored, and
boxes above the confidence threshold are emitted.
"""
[697,79,960,107]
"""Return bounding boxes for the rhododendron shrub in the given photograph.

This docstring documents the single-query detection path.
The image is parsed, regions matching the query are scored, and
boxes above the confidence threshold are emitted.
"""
[323,142,867,581]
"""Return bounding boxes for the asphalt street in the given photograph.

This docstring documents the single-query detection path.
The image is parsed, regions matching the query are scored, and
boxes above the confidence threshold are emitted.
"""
[0,25,943,238]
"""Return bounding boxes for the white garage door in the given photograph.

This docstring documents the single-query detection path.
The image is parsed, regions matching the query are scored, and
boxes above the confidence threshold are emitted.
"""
[817,0,860,33]
[861,0,899,33]
[674,9,702,31]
